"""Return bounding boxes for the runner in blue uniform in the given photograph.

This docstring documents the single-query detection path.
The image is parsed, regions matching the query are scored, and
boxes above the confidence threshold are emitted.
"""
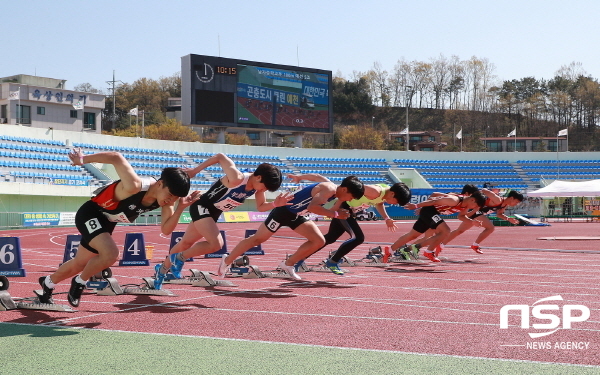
[38,149,196,306]
[154,153,291,289]
[220,174,364,280]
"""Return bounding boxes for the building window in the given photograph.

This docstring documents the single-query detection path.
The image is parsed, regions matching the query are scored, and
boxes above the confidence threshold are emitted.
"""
[17,105,31,124]
[70,110,78,118]
[37,106,45,115]
[429,136,436,142]
[410,135,422,141]
[487,141,502,152]
[421,147,434,151]
[247,132,260,140]
[0,104,6,122]
[506,140,526,152]
[83,112,96,130]
[548,139,557,152]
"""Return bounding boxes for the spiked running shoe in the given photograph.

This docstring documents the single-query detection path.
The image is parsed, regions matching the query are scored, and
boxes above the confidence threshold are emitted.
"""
[154,264,166,290]
[38,276,54,304]
[471,245,483,254]
[434,244,443,257]
[408,244,420,260]
[394,246,412,260]
[325,259,344,275]
[67,277,86,307]
[169,253,185,279]
[217,255,229,277]
[423,251,441,263]
[279,261,301,280]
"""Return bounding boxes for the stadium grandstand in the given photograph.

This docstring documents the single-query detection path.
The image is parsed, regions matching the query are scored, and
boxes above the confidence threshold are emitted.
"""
[0,125,594,228]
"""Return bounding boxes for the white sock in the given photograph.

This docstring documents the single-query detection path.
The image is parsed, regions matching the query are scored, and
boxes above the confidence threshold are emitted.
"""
[44,276,56,289]
[75,275,86,285]
[439,243,446,249]
[473,242,479,247]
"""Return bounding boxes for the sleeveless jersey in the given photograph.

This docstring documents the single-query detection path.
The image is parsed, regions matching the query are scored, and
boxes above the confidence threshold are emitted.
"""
[483,197,505,212]
[90,179,159,223]
[347,183,388,210]
[198,173,256,212]
[286,183,336,215]
[435,196,465,215]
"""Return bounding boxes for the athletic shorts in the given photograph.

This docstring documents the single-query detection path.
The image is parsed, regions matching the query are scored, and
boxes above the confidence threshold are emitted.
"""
[263,206,309,233]
[189,200,223,222]
[75,200,118,254]
[412,206,445,233]
[468,207,490,219]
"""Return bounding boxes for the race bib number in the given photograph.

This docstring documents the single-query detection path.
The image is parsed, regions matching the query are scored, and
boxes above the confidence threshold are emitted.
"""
[214,197,242,212]
[85,218,103,233]
[102,212,131,223]
[266,218,281,232]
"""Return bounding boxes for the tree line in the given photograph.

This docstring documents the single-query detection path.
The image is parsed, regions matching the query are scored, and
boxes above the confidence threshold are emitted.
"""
[73,56,600,151]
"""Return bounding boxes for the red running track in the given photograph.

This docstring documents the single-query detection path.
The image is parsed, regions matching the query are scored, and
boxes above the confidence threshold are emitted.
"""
[1,220,599,366]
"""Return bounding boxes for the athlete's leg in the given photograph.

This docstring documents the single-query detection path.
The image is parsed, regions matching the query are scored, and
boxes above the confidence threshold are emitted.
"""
[224,222,274,265]
[79,232,120,281]
[474,216,495,244]
[47,244,98,284]
[284,221,326,265]
[391,229,423,252]
[329,217,364,262]
[163,217,222,269]
[444,219,476,245]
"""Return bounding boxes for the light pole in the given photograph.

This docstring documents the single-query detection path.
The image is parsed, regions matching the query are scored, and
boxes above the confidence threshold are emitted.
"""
[405,86,412,151]
[371,116,374,127]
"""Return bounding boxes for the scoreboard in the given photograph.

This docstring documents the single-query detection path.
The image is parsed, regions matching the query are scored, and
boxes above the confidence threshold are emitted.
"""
[182,54,332,134]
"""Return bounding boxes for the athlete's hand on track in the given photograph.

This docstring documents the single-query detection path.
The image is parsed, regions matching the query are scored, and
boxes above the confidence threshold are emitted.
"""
[385,218,397,232]
[273,191,294,207]
[507,217,519,225]
[68,148,85,166]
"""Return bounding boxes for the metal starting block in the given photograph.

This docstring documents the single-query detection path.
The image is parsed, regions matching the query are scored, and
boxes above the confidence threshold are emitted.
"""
[0,291,75,313]
[162,269,237,287]
[94,277,176,296]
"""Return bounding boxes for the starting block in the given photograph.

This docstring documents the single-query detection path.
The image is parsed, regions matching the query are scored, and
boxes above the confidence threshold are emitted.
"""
[93,276,176,296]
[226,256,266,279]
[0,276,75,312]
[348,246,390,267]
[162,269,237,287]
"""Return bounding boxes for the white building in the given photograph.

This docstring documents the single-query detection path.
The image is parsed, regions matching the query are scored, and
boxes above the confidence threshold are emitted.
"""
[0,75,105,134]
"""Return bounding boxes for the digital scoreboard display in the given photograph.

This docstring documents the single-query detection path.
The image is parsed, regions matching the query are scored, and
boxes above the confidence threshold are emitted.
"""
[182,54,332,134]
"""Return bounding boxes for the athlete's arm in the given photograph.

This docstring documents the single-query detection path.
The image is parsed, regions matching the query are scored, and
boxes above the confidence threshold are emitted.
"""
[405,196,456,210]
[185,153,244,187]
[69,149,141,198]
[286,173,330,183]
[496,207,519,224]
[254,190,294,212]
[306,183,349,219]
[374,202,397,231]
[159,190,202,235]
[481,188,502,205]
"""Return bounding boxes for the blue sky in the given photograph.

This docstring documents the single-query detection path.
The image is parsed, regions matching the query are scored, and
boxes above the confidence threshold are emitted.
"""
[5,1,600,92]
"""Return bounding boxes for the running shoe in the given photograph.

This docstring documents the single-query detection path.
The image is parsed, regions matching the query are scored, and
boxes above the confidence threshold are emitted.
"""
[38,276,54,304]
[325,259,344,275]
[67,276,86,307]
[393,246,409,260]
[154,264,166,290]
[169,253,184,278]
[471,245,483,254]
[434,244,443,257]
[217,255,229,277]
[423,251,441,263]
[409,244,420,260]
[278,261,301,280]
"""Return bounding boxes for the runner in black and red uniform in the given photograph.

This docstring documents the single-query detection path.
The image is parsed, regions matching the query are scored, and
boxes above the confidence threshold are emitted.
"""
[38,149,198,306]
[390,192,486,262]
[441,189,523,254]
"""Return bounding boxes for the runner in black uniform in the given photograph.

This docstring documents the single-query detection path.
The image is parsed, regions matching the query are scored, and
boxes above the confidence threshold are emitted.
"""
[154,153,291,289]
[222,174,364,280]
[38,149,196,306]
